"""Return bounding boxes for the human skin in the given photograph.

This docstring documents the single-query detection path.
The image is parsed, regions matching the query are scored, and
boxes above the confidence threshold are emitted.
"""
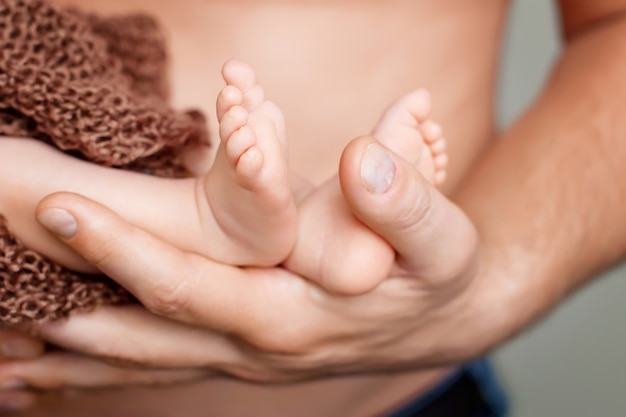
[0,72,444,295]
[0,61,299,272]
[3,0,626,415]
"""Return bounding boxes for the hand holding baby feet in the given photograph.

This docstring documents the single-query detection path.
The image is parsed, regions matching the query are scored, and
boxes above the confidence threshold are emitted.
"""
[284,88,448,295]
[200,60,297,266]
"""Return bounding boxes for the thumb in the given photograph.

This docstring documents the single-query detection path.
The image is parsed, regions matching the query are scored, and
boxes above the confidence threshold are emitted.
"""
[339,136,479,282]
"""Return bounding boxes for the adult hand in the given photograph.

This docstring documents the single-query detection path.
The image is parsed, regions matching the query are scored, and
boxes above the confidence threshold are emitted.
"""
[0,136,502,392]
[0,328,43,411]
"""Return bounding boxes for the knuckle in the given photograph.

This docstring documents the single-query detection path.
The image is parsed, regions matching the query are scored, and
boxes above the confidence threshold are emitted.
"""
[230,325,341,382]
[395,184,434,231]
[145,277,191,317]
[248,324,313,356]
[267,328,313,357]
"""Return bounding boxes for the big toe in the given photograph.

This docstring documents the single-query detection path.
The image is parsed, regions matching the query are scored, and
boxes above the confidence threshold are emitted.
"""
[222,59,257,91]
[392,88,432,121]
[371,88,433,167]
[222,59,264,110]
[373,89,432,137]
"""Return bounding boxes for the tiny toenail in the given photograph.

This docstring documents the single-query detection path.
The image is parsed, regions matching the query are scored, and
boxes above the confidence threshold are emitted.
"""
[36,208,77,238]
[361,143,396,195]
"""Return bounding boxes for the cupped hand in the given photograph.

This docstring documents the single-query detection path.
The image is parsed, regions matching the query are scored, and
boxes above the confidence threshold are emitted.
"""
[0,136,502,397]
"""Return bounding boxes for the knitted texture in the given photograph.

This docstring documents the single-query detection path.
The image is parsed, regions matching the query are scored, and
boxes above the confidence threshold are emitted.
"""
[0,0,209,323]
[0,216,133,323]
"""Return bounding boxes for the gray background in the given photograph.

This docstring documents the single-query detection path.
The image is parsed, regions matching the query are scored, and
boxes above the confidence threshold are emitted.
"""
[495,1,626,416]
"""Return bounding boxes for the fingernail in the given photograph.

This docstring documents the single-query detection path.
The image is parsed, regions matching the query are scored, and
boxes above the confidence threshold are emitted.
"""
[37,208,77,238]
[2,339,42,359]
[361,143,396,194]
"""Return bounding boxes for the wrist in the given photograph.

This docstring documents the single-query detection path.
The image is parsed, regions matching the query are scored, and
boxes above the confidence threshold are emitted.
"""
[460,235,568,358]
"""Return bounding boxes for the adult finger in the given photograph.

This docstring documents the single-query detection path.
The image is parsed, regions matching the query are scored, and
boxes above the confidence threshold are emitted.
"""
[32,289,341,381]
[34,192,266,333]
[34,306,245,369]
[0,328,44,361]
[339,136,479,282]
[35,192,338,362]
[0,329,43,412]
[0,390,36,413]
[0,352,207,390]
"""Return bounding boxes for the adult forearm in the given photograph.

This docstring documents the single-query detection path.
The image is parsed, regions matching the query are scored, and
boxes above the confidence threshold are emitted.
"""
[456,17,626,344]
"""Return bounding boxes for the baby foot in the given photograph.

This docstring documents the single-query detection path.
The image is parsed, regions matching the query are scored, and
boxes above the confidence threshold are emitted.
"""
[372,88,447,186]
[284,88,446,295]
[201,60,296,266]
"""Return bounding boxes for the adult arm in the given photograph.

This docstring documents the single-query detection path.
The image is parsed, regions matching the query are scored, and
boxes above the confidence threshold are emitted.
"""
[346,0,626,347]
[456,0,626,339]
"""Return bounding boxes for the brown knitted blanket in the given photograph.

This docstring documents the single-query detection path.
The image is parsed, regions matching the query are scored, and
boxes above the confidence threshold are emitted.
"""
[0,0,209,323]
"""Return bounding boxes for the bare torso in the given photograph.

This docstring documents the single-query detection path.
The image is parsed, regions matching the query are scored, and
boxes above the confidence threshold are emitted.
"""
[31,0,509,415]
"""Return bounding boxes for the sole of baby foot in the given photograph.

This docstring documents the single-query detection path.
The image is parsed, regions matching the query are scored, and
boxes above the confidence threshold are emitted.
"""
[200,62,296,266]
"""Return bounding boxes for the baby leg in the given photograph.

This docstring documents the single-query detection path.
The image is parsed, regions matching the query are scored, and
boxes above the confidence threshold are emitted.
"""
[0,139,203,274]
[1,61,298,272]
[284,89,447,295]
